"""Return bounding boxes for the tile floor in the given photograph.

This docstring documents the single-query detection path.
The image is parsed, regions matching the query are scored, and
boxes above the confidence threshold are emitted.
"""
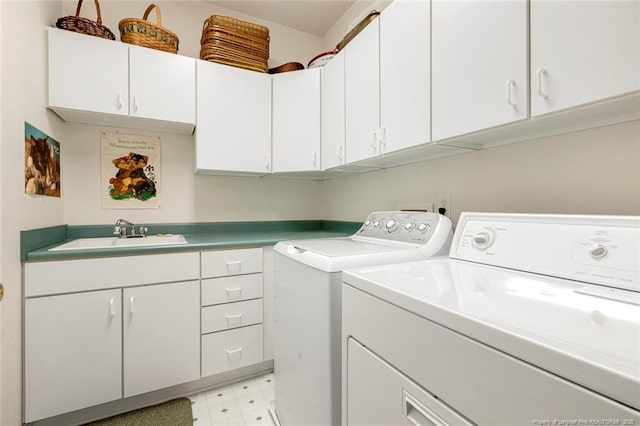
[189,371,276,426]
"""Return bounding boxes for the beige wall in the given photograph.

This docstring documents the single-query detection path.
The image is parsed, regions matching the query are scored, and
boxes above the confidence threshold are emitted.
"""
[322,120,640,224]
[1,3,66,425]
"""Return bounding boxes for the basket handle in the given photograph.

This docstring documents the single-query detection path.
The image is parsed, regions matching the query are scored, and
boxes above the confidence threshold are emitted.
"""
[75,0,104,25]
[142,3,162,26]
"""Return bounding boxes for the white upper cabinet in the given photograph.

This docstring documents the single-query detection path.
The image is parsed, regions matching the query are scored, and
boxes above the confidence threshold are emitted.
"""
[531,0,640,116]
[49,28,129,117]
[47,28,195,133]
[272,68,321,173]
[379,0,431,155]
[344,19,381,164]
[128,45,195,125]
[432,0,528,141]
[195,60,272,175]
[321,51,346,170]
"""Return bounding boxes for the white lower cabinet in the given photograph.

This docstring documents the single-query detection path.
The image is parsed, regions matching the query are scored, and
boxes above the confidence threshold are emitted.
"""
[123,281,200,397]
[24,289,123,423]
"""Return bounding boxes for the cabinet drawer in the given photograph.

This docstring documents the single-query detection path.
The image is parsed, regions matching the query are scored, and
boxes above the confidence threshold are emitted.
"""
[202,274,263,306]
[202,299,263,333]
[201,248,263,278]
[202,325,263,377]
[25,252,200,297]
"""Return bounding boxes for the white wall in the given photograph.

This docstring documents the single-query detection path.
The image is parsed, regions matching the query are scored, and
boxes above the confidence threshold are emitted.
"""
[61,123,324,225]
[1,2,65,425]
[322,120,640,224]
[61,0,324,68]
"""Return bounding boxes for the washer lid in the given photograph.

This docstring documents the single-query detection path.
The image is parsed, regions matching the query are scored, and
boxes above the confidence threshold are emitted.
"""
[274,238,426,272]
[343,258,640,410]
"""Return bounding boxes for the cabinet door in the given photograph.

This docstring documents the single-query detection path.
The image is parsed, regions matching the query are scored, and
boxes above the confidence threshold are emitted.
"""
[272,68,321,172]
[345,19,380,164]
[379,0,430,154]
[123,280,199,397]
[321,51,346,170]
[129,45,196,124]
[432,0,527,141]
[195,61,271,174]
[48,28,128,116]
[531,1,640,116]
[24,290,122,423]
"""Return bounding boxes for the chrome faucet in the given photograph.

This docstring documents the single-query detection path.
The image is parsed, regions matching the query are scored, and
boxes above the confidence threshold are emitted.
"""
[113,219,148,238]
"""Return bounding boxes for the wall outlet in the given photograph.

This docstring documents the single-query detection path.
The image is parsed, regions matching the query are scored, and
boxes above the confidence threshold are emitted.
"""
[396,202,434,212]
[437,194,451,217]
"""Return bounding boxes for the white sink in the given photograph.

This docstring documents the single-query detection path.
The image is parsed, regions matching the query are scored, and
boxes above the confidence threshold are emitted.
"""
[49,234,188,251]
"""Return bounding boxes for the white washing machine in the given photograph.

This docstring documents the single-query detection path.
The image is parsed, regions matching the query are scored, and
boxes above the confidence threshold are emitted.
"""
[342,212,640,425]
[271,211,453,426]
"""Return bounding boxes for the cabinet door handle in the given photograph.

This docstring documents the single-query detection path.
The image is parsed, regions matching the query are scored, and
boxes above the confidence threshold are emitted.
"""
[312,152,318,167]
[129,296,135,314]
[117,92,124,110]
[403,390,447,426]
[132,95,139,113]
[265,155,270,170]
[336,144,344,162]
[369,131,377,153]
[109,298,116,318]
[378,127,387,154]
[506,80,517,108]
[536,68,548,99]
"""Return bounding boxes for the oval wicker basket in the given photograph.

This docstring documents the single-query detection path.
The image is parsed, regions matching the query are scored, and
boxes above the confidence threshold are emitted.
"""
[55,0,116,40]
[119,4,179,54]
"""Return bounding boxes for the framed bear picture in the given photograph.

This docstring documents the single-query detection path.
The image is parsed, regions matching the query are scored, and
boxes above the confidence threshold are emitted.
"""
[101,132,161,209]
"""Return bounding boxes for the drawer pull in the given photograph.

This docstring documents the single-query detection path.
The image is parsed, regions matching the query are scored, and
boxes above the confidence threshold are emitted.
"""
[226,313,243,326]
[403,390,447,426]
[226,347,242,358]
[225,260,242,273]
[226,287,242,300]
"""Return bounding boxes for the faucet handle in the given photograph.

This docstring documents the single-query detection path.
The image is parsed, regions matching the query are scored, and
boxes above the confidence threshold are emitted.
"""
[139,226,149,237]
[113,226,122,236]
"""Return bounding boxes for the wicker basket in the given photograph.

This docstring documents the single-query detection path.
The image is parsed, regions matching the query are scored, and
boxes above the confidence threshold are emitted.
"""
[55,0,116,40]
[200,15,269,73]
[119,4,179,54]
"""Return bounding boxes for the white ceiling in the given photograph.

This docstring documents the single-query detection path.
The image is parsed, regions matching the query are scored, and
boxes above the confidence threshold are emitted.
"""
[204,1,356,36]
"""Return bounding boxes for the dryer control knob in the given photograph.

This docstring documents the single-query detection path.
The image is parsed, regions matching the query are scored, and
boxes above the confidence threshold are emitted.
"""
[385,219,398,232]
[590,244,608,259]
[404,222,415,232]
[373,220,381,228]
[472,230,495,250]
[417,223,430,233]
[364,219,372,227]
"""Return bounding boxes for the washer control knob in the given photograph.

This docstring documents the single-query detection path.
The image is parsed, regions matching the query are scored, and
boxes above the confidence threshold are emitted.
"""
[590,244,608,259]
[404,222,415,232]
[364,219,372,227]
[373,220,381,228]
[417,223,430,233]
[385,219,398,232]
[472,230,495,250]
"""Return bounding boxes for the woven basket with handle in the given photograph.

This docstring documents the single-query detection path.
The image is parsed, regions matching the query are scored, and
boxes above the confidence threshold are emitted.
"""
[200,15,269,73]
[119,4,179,54]
[55,0,116,40]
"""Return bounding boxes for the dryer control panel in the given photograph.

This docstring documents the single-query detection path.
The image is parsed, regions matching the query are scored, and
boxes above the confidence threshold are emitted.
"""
[451,213,640,292]
[354,211,449,245]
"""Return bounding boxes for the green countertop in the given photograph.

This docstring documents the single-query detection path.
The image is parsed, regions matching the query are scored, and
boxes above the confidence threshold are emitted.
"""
[22,220,361,262]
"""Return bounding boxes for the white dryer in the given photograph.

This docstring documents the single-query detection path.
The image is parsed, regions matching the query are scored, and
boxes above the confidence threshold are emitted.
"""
[342,213,640,425]
[272,211,453,426]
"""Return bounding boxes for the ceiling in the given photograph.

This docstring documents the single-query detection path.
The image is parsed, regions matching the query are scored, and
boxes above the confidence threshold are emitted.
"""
[205,1,356,36]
